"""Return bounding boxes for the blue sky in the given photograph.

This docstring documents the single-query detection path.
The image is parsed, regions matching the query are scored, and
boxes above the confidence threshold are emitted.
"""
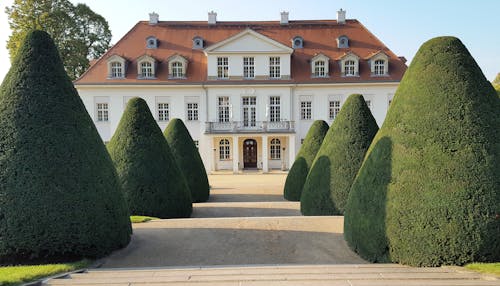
[0,0,498,82]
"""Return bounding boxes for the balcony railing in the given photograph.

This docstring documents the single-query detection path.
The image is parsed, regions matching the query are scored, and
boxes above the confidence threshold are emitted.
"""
[205,121,295,134]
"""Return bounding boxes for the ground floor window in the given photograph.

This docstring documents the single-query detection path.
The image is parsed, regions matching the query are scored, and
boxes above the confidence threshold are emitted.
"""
[270,138,281,159]
[219,139,230,160]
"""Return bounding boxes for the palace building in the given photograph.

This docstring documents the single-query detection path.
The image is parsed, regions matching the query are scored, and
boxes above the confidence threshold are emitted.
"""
[74,9,407,173]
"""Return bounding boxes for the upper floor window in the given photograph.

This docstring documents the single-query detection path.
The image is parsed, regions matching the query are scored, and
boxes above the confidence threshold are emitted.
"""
[292,36,303,49]
[140,61,153,78]
[329,100,341,120]
[137,55,156,79]
[219,139,231,160]
[158,103,169,121]
[344,60,355,76]
[243,57,255,79]
[96,103,109,122]
[192,36,204,49]
[111,62,123,78]
[314,61,326,77]
[146,36,158,49]
[168,54,188,79]
[218,96,230,122]
[269,57,281,79]
[311,53,330,78]
[270,138,281,159]
[107,54,126,79]
[340,52,359,77]
[217,57,229,79]
[337,35,349,48]
[300,101,312,120]
[369,52,389,76]
[374,60,385,75]
[270,96,280,122]
[187,103,199,121]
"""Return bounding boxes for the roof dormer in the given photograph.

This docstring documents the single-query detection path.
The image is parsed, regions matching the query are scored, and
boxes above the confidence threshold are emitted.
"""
[146,36,158,49]
[193,36,204,49]
[106,54,126,79]
[338,52,360,77]
[337,35,349,48]
[311,53,330,78]
[292,36,303,49]
[137,54,157,79]
[368,51,390,76]
[167,54,188,79]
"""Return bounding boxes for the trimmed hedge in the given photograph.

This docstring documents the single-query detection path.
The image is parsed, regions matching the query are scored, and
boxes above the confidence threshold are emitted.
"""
[345,36,500,266]
[0,30,131,265]
[108,98,192,219]
[164,118,209,203]
[300,94,378,215]
[283,120,329,201]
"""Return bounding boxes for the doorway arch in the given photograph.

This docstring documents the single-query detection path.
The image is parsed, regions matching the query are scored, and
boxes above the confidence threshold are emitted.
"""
[243,139,257,168]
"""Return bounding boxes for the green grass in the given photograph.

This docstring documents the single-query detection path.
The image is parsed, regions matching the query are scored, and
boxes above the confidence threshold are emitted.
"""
[130,215,159,223]
[0,260,90,286]
[465,263,500,276]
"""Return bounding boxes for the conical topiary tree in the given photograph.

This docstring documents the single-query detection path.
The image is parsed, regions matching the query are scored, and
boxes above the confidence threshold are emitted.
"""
[300,94,378,215]
[164,118,209,203]
[0,30,131,265]
[108,98,192,219]
[283,120,329,201]
[345,36,500,266]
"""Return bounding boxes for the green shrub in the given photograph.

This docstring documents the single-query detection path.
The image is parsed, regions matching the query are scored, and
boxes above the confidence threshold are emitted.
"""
[164,118,209,203]
[0,30,131,265]
[301,94,378,215]
[107,98,192,219]
[283,120,329,201]
[345,36,500,266]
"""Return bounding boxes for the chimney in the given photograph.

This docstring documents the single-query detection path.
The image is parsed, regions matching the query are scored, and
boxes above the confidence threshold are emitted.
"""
[149,12,159,25]
[280,11,289,25]
[337,9,346,24]
[208,11,217,25]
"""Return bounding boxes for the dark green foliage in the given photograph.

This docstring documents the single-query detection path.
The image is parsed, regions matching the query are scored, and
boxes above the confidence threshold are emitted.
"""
[345,36,500,266]
[108,98,192,219]
[164,118,209,203]
[283,120,329,201]
[300,94,378,215]
[0,30,131,265]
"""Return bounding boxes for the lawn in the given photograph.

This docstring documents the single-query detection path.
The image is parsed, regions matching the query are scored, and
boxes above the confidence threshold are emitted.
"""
[465,263,500,277]
[0,260,90,286]
[130,215,159,223]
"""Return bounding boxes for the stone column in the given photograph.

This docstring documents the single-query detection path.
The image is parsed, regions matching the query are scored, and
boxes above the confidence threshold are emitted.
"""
[288,134,296,169]
[262,135,269,172]
[232,135,239,173]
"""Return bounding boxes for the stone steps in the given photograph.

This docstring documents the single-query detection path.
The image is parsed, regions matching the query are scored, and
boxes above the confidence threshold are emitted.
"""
[191,201,301,217]
[44,264,499,285]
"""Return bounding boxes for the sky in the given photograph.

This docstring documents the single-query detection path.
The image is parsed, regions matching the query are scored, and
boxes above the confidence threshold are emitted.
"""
[0,0,499,83]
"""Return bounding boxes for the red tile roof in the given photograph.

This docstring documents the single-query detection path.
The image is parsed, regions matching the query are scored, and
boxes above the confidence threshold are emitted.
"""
[75,19,406,85]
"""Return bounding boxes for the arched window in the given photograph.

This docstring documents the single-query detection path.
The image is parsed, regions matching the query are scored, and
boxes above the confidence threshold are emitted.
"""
[219,139,230,160]
[374,59,385,75]
[270,138,281,159]
[171,62,183,78]
[344,60,355,76]
[110,62,123,78]
[314,60,326,77]
[140,61,153,78]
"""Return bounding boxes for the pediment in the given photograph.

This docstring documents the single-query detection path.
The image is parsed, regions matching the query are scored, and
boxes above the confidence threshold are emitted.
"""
[205,29,293,54]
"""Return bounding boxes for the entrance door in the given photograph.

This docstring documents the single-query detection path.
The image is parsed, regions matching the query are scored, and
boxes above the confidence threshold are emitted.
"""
[243,139,257,168]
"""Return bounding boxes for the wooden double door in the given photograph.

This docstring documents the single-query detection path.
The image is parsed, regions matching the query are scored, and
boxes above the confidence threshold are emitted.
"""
[243,139,257,168]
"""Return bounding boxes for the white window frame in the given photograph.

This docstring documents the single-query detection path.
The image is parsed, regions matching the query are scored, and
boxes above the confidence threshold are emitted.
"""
[218,96,230,123]
[157,103,169,122]
[329,100,341,120]
[167,54,188,79]
[140,61,153,78]
[270,138,281,160]
[269,96,280,122]
[96,103,109,122]
[370,52,389,76]
[110,62,123,78]
[243,57,255,79]
[107,55,126,79]
[219,139,231,160]
[314,61,326,77]
[187,102,199,121]
[344,60,356,76]
[374,60,385,76]
[300,101,312,120]
[269,57,281,79]
[217,57,229,79]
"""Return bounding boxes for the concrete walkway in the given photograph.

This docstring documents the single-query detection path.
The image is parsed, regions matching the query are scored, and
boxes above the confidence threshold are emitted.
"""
[44,173,499,285]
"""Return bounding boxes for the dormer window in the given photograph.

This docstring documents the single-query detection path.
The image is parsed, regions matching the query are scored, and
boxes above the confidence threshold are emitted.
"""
[167,54,188,79]
[368,51,389,76]
[107,55,126,79]
[292,36,303,49]
[339,52,359,77]
[337,35,349,48]
[146,36,158,49]
[311,53,330,78]
[193,36,204,49]
[136,55,156,79]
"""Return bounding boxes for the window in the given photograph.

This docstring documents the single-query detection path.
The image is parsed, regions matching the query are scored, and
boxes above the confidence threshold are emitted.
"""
[158,103,169,121]
[242,97,257,127]
[146,36,157,49]
[140,61,153,78]
[374,59,385,76]
[192,36,204,49]
[110,62,123,78]
[344,60,356,76]
[171,62,183,78]
[300,101,312,120]
[337,35,349,48]
[243,57,255,79]
[329,101,341,120]
[270,138,281,160]
[96,103,108,122]
[219,139,230,160]
[217,57,228,79]
[187,103,199,121]
[292,36,303,48]
[270,96,280,122]
[314,61,326,77]
[218,97,230,122]
[193,140,199,148]
[269,57,280,79]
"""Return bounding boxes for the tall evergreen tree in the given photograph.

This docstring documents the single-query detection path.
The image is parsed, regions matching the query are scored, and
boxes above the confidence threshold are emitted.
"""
[283,120,329,201]
[345,36,500,266]
[164,118,210,203]
[108,98,192,218]
[0,30,131,264]
[300,94,378,215]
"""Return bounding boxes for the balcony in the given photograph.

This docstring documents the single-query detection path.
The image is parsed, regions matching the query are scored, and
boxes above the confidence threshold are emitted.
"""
[205,121,295,134]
